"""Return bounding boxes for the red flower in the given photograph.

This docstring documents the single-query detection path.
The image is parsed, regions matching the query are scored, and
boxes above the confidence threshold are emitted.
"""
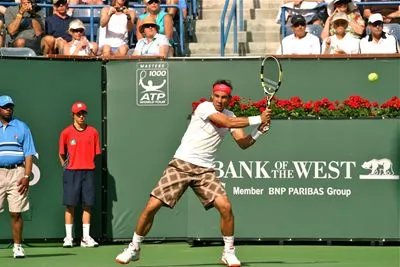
[191,95,399,118]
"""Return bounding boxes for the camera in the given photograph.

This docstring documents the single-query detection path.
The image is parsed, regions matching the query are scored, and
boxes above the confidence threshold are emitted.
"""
[29,0,41,15]
[116,6,126,12]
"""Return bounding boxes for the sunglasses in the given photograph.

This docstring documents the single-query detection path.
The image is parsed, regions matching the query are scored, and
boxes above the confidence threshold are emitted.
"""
[147,0,159,4]
[75,111,87,117]
[371,22,383,28]
[293,23,306,28]
[143,24,156,29]
[71,28,84,33]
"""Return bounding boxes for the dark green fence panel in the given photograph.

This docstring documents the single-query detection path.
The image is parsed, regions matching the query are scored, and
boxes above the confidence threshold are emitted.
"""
[0,59,103,240]
[106,58,399,240]
[0,57,398,241]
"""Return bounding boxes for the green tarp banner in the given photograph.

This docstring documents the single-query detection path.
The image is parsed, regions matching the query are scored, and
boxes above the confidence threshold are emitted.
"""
[0,57,398,241]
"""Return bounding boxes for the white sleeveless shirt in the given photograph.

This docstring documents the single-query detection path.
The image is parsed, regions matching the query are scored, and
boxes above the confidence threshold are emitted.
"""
[98,13,129,48]
[69,40,94,56]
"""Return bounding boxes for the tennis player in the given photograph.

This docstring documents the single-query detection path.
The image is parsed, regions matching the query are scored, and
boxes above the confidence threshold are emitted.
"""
[115,80,272,267]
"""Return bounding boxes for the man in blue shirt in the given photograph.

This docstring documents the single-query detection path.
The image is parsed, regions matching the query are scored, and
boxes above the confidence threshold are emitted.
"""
[41,0,73,55]
[0,95,37,259]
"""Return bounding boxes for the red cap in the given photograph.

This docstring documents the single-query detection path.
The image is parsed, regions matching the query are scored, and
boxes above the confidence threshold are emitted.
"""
[71,102,87,113]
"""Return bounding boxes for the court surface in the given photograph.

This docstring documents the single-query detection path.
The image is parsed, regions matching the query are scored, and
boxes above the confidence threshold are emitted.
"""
[0,242,399,267]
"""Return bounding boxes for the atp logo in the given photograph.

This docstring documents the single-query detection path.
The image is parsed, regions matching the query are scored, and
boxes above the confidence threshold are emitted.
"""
[360,158,399,180]
[136,63,169,106]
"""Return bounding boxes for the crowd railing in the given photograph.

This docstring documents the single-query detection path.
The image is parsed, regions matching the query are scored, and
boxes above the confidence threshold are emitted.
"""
[220,0,244,56]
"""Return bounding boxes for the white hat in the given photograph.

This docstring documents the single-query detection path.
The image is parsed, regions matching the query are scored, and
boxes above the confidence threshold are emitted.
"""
[327,0,357,16]
[368,13,383,24]
[68,19,85,31]
[332,12,349,24]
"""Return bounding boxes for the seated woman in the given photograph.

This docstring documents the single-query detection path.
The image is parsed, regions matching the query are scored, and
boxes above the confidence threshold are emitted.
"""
[133,16,172,57]
[137,0,173,41]
[98,0,136,56]
[63,19,98,56]
[322,12,359,54]
[321,0,365,40]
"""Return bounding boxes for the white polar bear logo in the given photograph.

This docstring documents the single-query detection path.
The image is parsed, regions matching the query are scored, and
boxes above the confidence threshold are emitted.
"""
[361,158,394,175]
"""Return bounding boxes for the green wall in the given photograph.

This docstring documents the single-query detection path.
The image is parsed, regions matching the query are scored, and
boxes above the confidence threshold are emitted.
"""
[0,57,398,241]
[0,59,103,240]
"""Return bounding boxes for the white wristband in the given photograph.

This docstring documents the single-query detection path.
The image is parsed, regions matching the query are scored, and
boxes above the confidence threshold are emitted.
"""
[248,116,262,125]
[251,128,263,140]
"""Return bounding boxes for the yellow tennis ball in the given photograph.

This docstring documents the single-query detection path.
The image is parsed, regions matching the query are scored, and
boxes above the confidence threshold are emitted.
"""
[368,72,378,82]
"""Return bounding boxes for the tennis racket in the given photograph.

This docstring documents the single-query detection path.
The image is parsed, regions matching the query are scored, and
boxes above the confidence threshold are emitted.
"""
[260,56,283,107]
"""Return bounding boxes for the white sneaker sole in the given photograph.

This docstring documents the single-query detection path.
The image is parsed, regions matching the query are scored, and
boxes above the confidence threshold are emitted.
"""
[221,258,241,267]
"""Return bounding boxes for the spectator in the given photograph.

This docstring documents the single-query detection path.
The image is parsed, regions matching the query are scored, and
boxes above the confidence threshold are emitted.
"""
[67,0,103,17]
[4,0,45,54]
[98,0,135,56]
[321,0,365,40]
[359,13,399,53]
[0,95,37,259]
[133,16,172,56]
[161,0,187,27]
[59,102,101,248]
[363,0,400,42]
[322,12,360,54]
[41,0,73,55]
[0,5,7,47]
[276,14,321,55]
[63,19,98,55]
[277,0,327,26]
[363,0,400,24]
[137,0,173,42]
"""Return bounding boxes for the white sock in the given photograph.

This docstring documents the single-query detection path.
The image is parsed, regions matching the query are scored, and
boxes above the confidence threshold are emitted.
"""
[83,224,90,239]
[223,236,235,250]
[65,224,73,239]
[132,232,144,250]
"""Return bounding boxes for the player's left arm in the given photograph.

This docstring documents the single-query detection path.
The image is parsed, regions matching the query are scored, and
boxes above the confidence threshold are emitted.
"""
[231,122,271,150]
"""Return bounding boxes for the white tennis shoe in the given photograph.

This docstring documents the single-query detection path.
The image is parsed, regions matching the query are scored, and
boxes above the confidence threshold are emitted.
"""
[115,243,140,264]
[80,236,99,248]
[221,247,241,267]
[13,246,25,258]
[63,237,73,248]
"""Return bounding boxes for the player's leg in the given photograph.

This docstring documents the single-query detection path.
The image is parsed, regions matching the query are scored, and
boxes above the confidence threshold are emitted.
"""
[191,168,240,267]
[8,167,29,258]
[63,170,79,247]
[115,196,163,264]
[214,196,241,267]
[80,170,98,247]
[115,158,190,264]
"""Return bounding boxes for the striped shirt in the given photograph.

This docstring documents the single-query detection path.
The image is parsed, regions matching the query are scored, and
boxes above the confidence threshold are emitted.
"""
[0,118,36,166]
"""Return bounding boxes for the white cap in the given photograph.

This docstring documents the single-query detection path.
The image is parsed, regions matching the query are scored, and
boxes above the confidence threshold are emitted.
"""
[369,13,383,24]
[68,19,85,31]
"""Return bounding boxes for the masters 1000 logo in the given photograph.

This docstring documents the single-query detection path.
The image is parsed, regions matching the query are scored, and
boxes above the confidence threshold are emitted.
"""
[136,62,169,106]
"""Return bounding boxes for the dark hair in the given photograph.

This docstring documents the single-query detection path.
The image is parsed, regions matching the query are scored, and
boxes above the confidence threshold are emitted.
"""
[212,79,233,91]
[111,0,129,8]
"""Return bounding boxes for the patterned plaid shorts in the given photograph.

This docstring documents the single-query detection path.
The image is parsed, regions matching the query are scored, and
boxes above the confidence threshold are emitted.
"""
[151,158,226,209]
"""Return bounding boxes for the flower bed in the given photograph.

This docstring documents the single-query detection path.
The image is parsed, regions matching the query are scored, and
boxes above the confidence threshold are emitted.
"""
[192,95,400,119]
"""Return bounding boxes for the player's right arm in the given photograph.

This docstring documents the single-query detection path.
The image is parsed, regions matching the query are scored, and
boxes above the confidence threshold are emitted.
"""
[208,109,271,129]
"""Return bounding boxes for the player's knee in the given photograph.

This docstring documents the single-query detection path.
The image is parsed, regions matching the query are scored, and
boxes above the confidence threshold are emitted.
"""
[215,196,232,215]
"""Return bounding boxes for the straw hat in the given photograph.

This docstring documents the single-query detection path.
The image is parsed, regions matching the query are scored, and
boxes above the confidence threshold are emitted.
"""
[139,16,160,33]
